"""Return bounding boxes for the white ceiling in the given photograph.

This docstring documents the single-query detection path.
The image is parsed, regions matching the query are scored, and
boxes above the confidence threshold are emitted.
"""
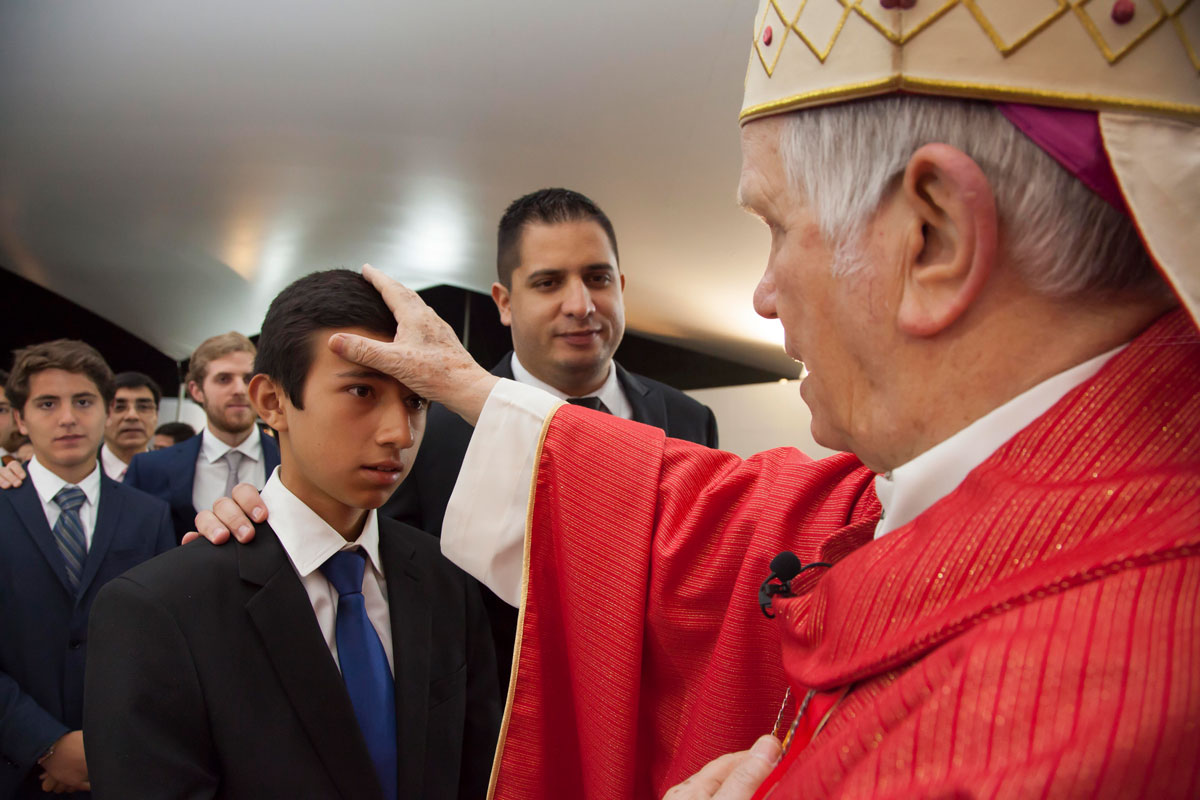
[0,0,798,375]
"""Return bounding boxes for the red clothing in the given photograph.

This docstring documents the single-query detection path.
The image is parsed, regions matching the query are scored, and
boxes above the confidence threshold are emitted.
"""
[491,310,1200,799]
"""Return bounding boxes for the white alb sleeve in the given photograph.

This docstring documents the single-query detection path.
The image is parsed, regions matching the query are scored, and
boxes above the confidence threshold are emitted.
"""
[440,378,562,607]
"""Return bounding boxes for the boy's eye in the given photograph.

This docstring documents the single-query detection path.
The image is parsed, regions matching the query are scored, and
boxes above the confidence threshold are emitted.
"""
[348,385,372,399]
[76,398,94,408]
[405,395,428,412]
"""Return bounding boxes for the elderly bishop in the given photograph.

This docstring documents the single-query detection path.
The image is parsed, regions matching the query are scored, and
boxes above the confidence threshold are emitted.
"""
[195,1,1200,797]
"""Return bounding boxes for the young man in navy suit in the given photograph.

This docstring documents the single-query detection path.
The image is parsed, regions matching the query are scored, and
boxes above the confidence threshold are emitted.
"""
[125,332,280,541]
[85,270,500,799]
[0,340,174,798]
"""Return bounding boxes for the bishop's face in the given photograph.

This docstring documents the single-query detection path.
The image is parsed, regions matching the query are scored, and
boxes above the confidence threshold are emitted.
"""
[738,116,900,463]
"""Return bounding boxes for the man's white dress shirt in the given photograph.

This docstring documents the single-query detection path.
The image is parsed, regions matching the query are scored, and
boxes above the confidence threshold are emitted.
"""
[27,456,102,548]
[99,442,130,482]
[442,346,1123,607]
[192,426,266,518]
[510,352,633,420]
[260,469,394,675]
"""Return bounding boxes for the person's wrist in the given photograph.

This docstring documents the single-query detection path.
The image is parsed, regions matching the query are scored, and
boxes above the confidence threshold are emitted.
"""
[36,742,55,765]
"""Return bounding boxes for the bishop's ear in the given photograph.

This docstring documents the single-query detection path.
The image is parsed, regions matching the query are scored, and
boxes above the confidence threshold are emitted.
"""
[895,143,999,337]
[247,374,288,433]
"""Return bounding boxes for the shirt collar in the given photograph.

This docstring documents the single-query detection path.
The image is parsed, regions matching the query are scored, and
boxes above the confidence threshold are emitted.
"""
[200,425,263,465]
[260,468,384,580]
[100,442,129,480]
[873,343,1126,539]
[27,454,102,509]
[510,351,626,413]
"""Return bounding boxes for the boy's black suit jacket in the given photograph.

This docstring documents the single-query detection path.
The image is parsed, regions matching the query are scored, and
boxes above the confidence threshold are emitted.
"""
[83,518,500,800]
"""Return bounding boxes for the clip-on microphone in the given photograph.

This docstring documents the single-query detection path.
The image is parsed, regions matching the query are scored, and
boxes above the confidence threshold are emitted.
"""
[758,550,832,618]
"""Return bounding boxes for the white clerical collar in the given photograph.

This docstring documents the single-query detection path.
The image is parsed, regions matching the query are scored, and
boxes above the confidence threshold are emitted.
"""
[27,454,102,509]
[99,442,130,481]
[260,468,384,581]
[200,425,263,465]
[510,352,631,420]
[873,344,1126,539]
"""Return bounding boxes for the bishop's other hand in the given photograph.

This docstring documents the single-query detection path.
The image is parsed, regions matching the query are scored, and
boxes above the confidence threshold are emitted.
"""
[662,735,780,800]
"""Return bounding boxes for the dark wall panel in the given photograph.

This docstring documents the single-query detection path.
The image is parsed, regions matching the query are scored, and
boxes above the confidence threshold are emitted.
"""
[0,272,785,401]
[1,268,182,396]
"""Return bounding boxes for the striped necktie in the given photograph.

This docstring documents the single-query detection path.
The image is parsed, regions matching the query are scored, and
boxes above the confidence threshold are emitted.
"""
[52,485,88,592]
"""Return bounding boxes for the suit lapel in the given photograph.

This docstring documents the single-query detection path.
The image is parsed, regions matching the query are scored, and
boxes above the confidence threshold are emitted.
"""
[8,481,74,596]
[260,430,281,476]
[170,436,202,521]
[76,475,121,599]
[492,352,516,380]
[617,363,667,427]
[240,524,383,800]
[380,523,431,798]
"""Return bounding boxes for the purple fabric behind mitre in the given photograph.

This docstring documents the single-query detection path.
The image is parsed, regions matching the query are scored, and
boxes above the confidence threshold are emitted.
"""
[997,102,1130,216]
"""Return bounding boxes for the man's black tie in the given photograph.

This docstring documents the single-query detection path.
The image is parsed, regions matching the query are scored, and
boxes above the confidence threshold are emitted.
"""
[567,396,611,414]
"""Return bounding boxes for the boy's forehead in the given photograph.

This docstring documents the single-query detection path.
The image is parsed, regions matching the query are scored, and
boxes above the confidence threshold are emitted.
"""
[29,368,102,395]
[310,327,395,379]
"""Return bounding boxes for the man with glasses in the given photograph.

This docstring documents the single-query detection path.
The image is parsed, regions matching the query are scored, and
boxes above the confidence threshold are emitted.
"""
[99,372,161,482]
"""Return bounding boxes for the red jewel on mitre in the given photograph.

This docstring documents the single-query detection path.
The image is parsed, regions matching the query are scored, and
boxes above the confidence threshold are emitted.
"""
[1111,0,1135,24]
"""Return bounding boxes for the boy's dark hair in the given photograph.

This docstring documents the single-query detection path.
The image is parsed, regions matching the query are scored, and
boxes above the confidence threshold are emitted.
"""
[496,188,619,289]
[114,371,163,406]
[7,339,116,413]
[154,421,196,445]
[255,269,397,409]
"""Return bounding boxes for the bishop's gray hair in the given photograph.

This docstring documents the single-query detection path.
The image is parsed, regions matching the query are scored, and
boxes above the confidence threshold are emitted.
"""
[779,95,1161,300]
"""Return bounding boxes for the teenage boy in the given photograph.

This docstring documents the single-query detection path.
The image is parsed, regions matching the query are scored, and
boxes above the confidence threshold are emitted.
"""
[84,270,501,800]
[98,372,161,482]
[0,341,174,798]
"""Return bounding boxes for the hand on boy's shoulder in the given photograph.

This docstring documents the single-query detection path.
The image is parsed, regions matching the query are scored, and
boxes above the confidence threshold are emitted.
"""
[185,482,269,545]
[0,458,27,489]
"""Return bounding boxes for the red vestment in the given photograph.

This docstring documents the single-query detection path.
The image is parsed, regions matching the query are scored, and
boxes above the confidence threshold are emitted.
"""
[489,310,1200,799]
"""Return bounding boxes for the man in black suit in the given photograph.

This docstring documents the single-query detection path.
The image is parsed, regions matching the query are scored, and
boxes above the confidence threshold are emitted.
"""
[0,340,174,798]
[381,188,718,686]
[85,270,499,800]
[125,332,280,541]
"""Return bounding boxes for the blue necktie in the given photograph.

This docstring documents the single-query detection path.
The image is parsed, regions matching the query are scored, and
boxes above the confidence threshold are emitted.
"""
[52,485,87,593]
[320,550,397,800]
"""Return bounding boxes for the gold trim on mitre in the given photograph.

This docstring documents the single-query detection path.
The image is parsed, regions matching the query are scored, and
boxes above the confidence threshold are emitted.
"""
[740,0,1200,124]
